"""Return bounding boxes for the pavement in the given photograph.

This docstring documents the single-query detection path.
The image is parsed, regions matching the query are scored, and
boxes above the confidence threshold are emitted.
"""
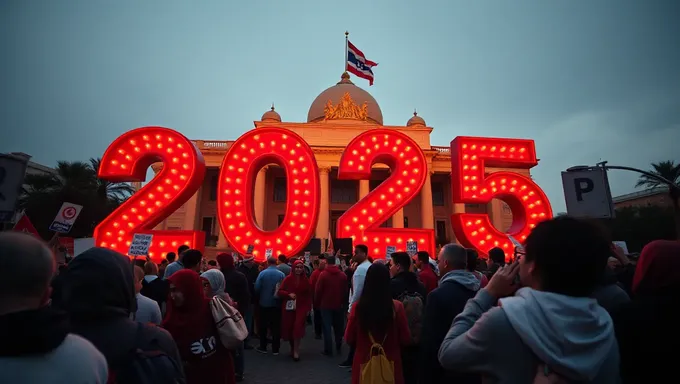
[241,333,352,384]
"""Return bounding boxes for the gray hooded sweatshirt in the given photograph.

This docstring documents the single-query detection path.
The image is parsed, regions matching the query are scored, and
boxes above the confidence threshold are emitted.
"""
[438,287,620,383]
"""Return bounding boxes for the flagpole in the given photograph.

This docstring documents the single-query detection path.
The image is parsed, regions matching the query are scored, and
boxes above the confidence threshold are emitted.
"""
[344,31,349,73]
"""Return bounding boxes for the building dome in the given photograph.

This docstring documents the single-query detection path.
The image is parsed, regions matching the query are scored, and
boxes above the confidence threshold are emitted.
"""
[307,72,383,124]
[261,105,281,122]
[407,110,426,127]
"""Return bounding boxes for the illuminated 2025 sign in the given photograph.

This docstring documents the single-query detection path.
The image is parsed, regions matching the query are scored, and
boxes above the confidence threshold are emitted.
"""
[94,126,553,262]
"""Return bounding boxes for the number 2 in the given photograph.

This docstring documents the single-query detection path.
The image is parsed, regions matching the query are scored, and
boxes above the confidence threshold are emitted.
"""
[93,127,207,261]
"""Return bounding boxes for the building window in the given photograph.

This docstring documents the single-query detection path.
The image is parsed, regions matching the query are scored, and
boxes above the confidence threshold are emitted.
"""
[331,179,357,204]
[436,220,447,245]
[273,177,287,202]
[278,214,285,226]
[369,179,382,191]
[209,176,218,201]
[432,182,445,206]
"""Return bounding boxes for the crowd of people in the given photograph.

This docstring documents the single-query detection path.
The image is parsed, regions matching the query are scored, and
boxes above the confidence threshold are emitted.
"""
[0,215,678,383]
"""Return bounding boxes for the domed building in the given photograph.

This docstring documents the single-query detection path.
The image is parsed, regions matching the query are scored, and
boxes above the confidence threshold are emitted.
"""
[154,72,519,259]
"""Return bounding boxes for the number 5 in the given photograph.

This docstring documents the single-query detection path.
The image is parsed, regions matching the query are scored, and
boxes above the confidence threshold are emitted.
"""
[450,137,553,256]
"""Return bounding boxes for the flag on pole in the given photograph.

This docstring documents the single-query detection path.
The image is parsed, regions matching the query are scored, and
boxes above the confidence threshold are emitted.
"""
[326,232,334,253]
[12,212,40,238]
[346,40,377,85]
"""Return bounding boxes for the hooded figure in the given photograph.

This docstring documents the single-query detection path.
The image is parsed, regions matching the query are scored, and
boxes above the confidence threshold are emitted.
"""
[163,270,235,384]
[216,253,250,311]
[55,247,183,376]
[278,260,313,342]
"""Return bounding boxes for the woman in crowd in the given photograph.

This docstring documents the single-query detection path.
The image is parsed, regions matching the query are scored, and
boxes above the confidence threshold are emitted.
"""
[345,263,411,384]
[201,269,233,305]
[278,260,312,361]
[163,270,235,384]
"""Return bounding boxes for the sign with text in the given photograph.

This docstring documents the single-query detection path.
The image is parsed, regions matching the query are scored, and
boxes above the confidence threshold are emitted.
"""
[246,244,254,255]
[0,154,29,222]
[265,248,273,259]
[128,234,153,256]
[562,169,614,219]
[49,202,83,233]
[304,251,311,264]
[406,241,418,256]
[386,245,396,260]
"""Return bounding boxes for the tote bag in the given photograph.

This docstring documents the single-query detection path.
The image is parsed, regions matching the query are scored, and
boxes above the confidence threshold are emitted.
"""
[210,295,248,349]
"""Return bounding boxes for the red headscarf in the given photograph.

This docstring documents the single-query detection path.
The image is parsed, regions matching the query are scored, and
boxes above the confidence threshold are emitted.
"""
[282,260,310,292]
[216,252,234,271]
[632,240,680,295]
[162,270,210,336]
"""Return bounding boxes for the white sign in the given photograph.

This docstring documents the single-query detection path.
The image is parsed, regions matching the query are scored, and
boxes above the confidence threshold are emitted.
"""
[561,169,614,219]
[304,251,311,264]
[385,245,397,260]
[49,202,84,233]
[406,241,418,256]
[232,252,239,264]
[74,237,95,257]
[265,248,273,259]
[128,234,153,256]
[613,241,629,255]
[0,154,29,222]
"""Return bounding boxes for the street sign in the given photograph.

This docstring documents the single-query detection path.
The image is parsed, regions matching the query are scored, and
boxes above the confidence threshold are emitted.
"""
[561,168,615,219]
[49,202,84,233]
[0,154,29,222]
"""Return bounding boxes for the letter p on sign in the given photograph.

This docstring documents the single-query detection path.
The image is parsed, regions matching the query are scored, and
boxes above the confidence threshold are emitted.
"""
[561,169,615,219]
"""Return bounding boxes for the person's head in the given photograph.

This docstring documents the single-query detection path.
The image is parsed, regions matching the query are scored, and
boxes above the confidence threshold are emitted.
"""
[166,252,177,263]
[465,249,479,272]
[356,263,394,335]
[167,269,205,311]
[267,257,277,266]
[0,232,55,315]
[632,240,680,296]
[278,254,287,265]
[208,260,217,267]
[312,259,320,269]
[416,251,430,269]
[201,269,226,298]
[326,255,337,266]
[144,260,158,276]
[292,260,306,276]
[216,253,235,271]
[389,252,412,278]
[160,259,169,266]
[437,244,467,276]
[488,247,505,268]
[133,265,145,294]
[520,216,610,297]
[181,249,203,272]
[354,244,368,263]
[177,245,190,257]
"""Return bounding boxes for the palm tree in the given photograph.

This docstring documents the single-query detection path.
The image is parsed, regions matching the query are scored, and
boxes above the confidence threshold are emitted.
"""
[89,158,135,203]
[635,160,680,239]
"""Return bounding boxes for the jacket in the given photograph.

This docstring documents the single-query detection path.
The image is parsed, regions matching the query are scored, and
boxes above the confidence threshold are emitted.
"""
[390,271,427,302]
[315,265,348,310]
[237,260,260,305]
[418,264,439,294]
[221,268,251,311]
[255,266,286,308]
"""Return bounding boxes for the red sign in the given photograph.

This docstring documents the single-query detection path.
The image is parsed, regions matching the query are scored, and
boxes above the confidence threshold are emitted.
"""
[12,214,40,238]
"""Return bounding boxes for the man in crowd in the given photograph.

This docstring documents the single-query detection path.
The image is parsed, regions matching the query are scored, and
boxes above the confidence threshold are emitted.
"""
[484,246,505,279]
[140,259,169,314]
[179,249,203,273]
[420,244,480,384]
[0,232,108,383]
[310,255,326,339]
[254,257,285,355]
[315,255,347,356]
[339,244,371,368]
[237,253,261,349]
[133,266,162,325]
[163,244,190,278]
[277,254,291,276]
[438,217,619,383]
[415,251,438,294]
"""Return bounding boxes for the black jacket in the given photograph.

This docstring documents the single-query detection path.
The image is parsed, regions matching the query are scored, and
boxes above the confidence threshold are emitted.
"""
[141,277,169,310]
[390,271,427,302]
[237,260,260,305]
[0,306,69,357]
[221,267,251,311]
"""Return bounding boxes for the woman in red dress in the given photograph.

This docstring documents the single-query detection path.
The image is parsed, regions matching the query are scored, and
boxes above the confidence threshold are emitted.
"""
[345,263,411,384]
[278,259,312,361]
[163,269,235,384]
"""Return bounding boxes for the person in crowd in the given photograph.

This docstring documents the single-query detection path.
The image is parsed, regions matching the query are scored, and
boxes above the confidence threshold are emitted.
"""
[158,254,171,278]
[164,245,190,278]
[164,270,235,384]
[216,253,251,313]
[54,247,184,381]
[140,259,169,314]
[201,269,230,301]
[133,266,162,325]
[414,251,438,293]
[345,263,411,384]
[315,255,347,356]
[206,260,219,270]
[236,254,260,348]
[278,260,313,361]
[0,232,108,384]
[389,252,427,384]
[180,249,203,273]
[339,244,371,368]
[420,244,480,384]
[277,254,292,276]
[310,256,326,339]
[438,216,619,383]
[466,248,489,288]
[484,246,505,279]
[254,257,285,355]
[613,240,680,384]
[591,255,630,314]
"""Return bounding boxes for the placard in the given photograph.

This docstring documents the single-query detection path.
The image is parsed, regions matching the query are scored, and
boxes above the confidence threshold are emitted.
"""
[265,248,273,259]
[304,251,311,264]
[386,245,397,260]
[49,202,83,233]
[246,244,254,254]
[128,234,153,256]
[406,241,418,256]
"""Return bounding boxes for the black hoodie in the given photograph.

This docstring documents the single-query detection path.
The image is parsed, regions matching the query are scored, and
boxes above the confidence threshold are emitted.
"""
[54,247,183,374]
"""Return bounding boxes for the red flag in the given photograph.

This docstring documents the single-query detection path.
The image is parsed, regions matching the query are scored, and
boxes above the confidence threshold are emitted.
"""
[12,214,40,238]
[327,232,334,253]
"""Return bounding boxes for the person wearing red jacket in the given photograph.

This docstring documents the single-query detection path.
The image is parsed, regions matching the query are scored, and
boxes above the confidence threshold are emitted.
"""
[315,255,348,356]
[416,251,439,294]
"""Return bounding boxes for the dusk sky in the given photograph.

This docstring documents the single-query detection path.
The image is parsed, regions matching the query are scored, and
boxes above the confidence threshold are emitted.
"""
[2,0,678,213]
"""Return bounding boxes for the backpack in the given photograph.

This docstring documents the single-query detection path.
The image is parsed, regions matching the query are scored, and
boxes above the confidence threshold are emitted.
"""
[210,295,249,349]
[107,323,184,384]
[360,332,395,384]
[398,291,425,344]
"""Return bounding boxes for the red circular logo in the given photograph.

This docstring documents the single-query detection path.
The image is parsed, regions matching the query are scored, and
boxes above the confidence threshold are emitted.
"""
[62,207,77,220]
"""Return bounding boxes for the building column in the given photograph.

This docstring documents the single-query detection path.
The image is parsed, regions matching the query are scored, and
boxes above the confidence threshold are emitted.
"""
[393,209,404,229]
[183,187,201,230]
[217,226,228,249]
[316,167,331,239]
[359,179,370,199]
[254,166,267,229]
[421,170,435,229]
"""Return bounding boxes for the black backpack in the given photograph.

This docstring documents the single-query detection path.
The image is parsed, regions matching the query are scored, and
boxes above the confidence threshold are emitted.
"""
[108,323,185,384]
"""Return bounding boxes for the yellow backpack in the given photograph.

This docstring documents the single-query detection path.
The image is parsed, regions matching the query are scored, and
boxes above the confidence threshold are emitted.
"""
[360,332,395,384]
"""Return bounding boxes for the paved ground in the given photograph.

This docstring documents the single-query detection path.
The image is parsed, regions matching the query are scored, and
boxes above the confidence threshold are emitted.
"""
[242,333,352,384]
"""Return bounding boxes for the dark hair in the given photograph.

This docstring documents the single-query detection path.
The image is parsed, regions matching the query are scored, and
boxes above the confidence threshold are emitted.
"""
[524,216,610,297]
[326,255,337,265]
[207,260,217,266]
[355,244,368,255]
[312,259,320,267]
[267,257,277,265]
[182,250,202,269]
[488,247,505,265]
[318,254,326,260]
[278,254,287,263]
[356,264,394,335]
[390,252,411,271]
[417,251,430,263]
[465,249,478,272]
[165,252,177,263]
[177,245,190,256]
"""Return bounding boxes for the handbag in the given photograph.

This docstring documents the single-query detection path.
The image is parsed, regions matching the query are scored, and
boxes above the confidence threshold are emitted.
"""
[209,295,249,349]
[285,299,297,311]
